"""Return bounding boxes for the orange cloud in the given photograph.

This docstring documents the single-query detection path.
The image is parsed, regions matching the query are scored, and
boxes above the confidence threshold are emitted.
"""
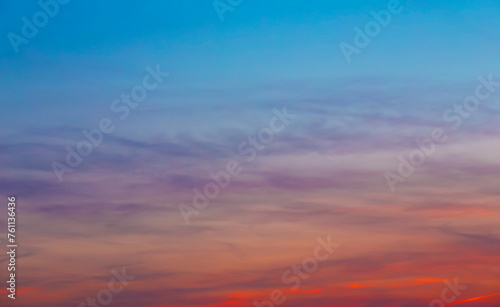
[447,292,500,305]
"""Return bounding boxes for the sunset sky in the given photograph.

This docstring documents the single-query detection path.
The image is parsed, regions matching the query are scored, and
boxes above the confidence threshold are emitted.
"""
[1,0,500,306]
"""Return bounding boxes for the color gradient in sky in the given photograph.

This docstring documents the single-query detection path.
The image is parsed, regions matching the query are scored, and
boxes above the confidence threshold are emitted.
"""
[1,0,500,306]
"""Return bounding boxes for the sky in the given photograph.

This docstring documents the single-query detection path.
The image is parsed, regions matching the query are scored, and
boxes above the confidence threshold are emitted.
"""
[1,0,500,306]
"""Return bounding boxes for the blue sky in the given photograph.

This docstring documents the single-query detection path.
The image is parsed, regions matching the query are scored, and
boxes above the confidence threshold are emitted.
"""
[1,1,500,306]
[2,0,500,161]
